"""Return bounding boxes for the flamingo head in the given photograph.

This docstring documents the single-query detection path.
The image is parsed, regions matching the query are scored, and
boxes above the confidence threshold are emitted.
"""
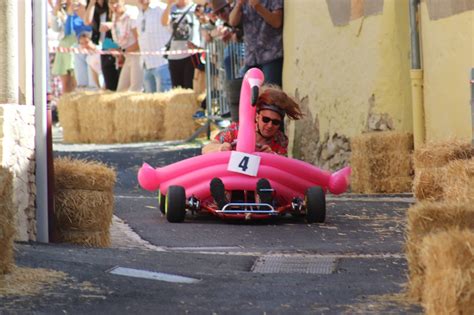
[245,68,264,106]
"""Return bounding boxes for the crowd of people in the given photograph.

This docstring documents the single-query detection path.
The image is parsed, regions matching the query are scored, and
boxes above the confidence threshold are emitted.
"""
[48,0,284,94]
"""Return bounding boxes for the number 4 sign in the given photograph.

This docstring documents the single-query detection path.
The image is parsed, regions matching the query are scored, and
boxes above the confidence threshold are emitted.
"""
[227,151,261,176]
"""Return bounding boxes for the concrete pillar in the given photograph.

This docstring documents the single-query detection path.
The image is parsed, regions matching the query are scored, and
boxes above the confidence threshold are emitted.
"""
[0,1,19,104]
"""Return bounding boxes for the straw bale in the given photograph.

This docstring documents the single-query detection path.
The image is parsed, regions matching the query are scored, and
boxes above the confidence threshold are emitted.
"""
[77,91,138,143]
[405,202,474,301]
[59,229,111,248]
[412,167,446,201]
[0,168,14,275]
[162,88,200,140]
[413,139,472,169]
[54,189,114,230]
[443,158,474,203]
[351,151,413,193]
[420,229,474,315]
[57,92,91,143]
[113,93,166,143]
[351,131,413,155]
[54,157,116,191]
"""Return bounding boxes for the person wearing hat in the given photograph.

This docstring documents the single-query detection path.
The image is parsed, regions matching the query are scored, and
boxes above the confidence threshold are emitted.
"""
[202,84,303,156]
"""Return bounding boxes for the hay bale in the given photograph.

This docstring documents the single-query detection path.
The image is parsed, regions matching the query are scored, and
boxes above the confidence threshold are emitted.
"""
[77,91,138,143]
[113,93,166,143]
[420,229,474,315]
[0,168,14,274]
[162,88,200,140]
[54,189,114,230]
[54,157,116,248]
[413,139,472,169]
[412,167,446,201]
[405,202,474,301]
[57,92,91,143]
[350,132,414,193]
[443,158,474,203]
[54,157,116,191]
[59,229,111,248]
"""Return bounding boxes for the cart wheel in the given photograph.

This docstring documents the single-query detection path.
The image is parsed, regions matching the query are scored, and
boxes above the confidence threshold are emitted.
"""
[305,186,326,223]
[165,186,186,223]
[157,191,166,215]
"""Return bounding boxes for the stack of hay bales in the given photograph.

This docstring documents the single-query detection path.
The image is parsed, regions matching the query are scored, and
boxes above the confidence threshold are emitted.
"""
[0,168,14,274]
[350,131,414,193]
[405,202,474,301]
[413,140,472,200]
[420,229,474,315]
[54,157,116,247]
[405,139,474,312]
[57,89,200,144]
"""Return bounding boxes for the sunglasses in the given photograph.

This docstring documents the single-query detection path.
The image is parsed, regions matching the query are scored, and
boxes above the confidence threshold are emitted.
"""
[261,116,282,126]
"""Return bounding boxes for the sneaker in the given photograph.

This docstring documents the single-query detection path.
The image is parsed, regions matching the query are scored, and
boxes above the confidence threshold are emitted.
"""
[257,178,273,207]
[193,110,205,119]
[210,178,228,209]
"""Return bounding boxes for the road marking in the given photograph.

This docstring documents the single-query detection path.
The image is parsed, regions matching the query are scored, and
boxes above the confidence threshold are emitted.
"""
[108,267,200,284]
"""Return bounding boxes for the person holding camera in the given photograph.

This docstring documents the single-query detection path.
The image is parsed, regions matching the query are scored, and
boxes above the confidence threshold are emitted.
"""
[161,0,201,89]
[229,0,283,87]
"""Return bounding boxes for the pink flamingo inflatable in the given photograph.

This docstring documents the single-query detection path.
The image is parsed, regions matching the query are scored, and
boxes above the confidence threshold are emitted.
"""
[138,68,351,222]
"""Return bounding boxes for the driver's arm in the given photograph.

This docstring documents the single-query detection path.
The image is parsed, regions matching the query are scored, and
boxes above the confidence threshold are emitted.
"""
[202,140,232,154]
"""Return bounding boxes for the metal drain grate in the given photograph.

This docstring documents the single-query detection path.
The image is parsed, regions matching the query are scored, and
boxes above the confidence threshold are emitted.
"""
[251,255,337,274]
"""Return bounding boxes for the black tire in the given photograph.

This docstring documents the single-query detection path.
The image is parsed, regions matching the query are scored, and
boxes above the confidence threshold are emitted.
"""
[305,186,326,223]
[165,186,186,223]
[157,191,166,215]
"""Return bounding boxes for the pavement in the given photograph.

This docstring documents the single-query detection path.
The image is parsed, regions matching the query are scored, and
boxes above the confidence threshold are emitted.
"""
[0,127,423,314]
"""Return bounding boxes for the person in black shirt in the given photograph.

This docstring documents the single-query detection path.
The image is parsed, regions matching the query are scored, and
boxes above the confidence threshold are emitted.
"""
[84,0,121,91]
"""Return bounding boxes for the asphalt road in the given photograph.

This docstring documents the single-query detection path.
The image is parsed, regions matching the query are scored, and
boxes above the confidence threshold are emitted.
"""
[0,138,422,314]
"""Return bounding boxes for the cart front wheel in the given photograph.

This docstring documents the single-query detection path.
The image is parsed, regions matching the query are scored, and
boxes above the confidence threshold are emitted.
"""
[305,186,326,223]
[165,186,186,223]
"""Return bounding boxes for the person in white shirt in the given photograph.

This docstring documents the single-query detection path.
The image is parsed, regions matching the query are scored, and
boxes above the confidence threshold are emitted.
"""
[104,0,143,91]
[161,0,201,89]
[136,0,172,92]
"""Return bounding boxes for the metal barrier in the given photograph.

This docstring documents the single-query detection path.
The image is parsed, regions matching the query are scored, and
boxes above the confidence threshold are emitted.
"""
[205,39,245,119]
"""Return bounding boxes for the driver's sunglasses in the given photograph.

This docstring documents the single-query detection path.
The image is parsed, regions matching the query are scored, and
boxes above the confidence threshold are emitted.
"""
[261,116,282,126]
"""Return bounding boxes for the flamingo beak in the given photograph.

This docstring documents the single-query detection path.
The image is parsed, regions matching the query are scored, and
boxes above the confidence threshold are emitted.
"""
[251,86,259,106]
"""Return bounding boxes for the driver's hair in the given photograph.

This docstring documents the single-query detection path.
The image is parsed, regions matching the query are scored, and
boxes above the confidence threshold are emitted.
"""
[256,84,304,120]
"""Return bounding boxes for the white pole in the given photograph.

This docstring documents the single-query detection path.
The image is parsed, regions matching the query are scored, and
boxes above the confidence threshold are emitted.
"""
[33,0,49,243]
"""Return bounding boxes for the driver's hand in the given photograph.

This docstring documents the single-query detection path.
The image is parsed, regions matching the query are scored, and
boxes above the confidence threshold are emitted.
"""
[219,142,232,151]
[257,144,273,153]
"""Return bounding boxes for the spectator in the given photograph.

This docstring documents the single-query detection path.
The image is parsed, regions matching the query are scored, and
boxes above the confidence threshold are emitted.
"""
[84,0,121,91]
[50,0,80,93]
[77,32,102,89]
[136,0,172,93]
[229,0,283,87]
[202,84,303,156]
[104,0,143,92]
[70,0,96,89]
[161,0,201,89]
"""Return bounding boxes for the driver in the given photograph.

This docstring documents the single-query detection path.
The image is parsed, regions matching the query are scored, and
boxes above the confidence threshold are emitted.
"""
[201,84,303,156]
[201,84,303,209]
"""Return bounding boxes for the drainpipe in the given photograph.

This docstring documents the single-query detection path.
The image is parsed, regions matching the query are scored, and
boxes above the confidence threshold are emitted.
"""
[0,1,18,104]
[471,68,474,145]
[33,0,49,243]
[409,0,425,148]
